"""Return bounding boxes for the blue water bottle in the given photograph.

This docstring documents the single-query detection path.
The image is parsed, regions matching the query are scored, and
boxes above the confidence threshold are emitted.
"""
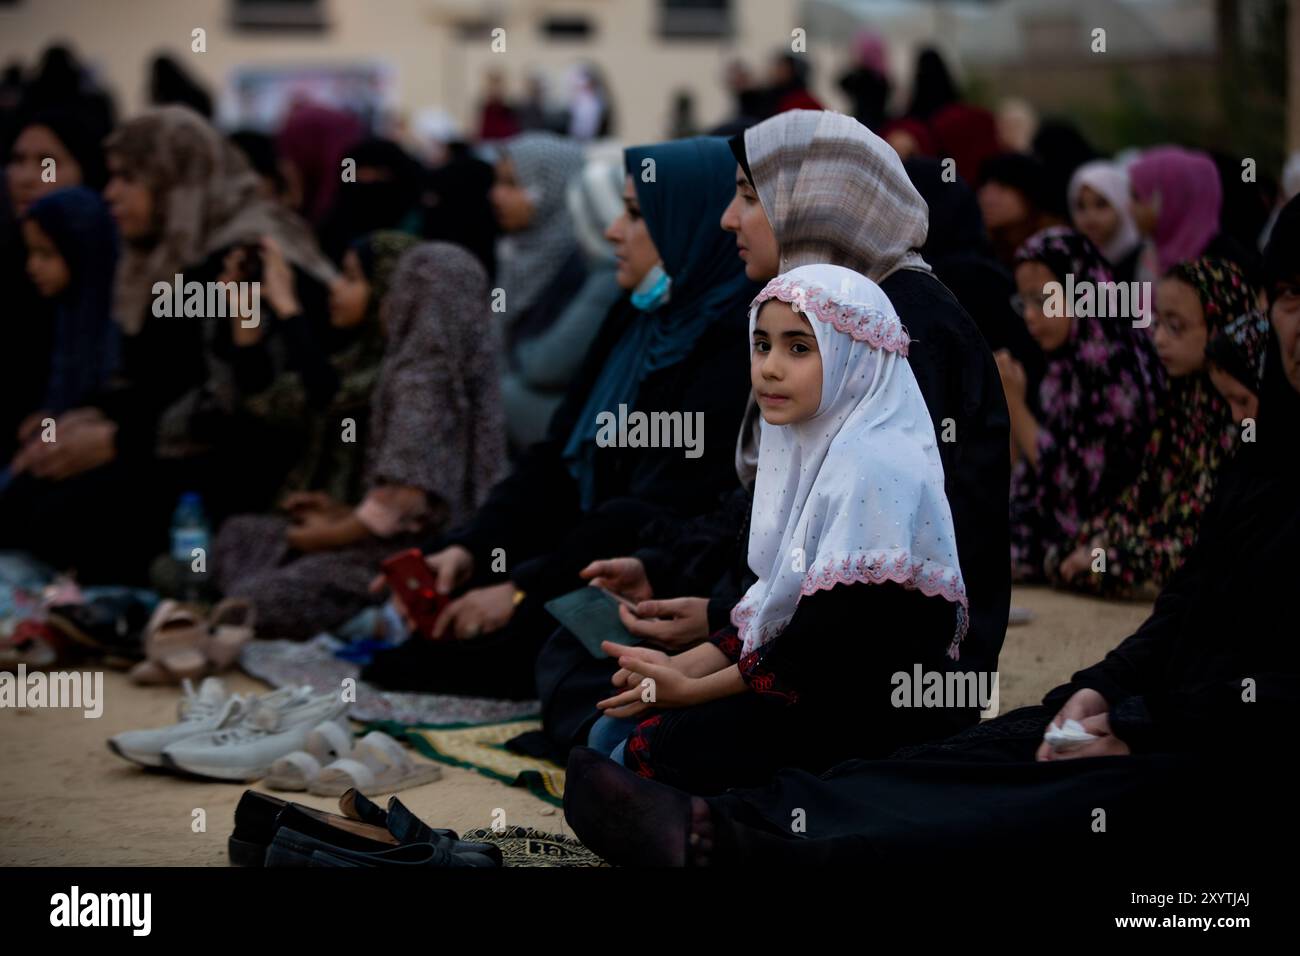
[170,491,210,599]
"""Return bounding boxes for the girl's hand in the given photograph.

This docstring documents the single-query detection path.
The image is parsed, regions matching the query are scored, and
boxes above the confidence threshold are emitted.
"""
[619,597,710,649]
[598,656,698,718]
[13,416,117,480]
[260,236,300,318]
[16,409,52,444]
[286,512,343,553]
[580,556,654,603]
[605,642,671,689]
[282,490,348,519]
[1058,546,1093,581]
[433,582,516,640]
[994,349,1027,404]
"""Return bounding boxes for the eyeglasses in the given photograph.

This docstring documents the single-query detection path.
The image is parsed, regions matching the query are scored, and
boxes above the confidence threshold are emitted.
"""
[1009,292,1051,318]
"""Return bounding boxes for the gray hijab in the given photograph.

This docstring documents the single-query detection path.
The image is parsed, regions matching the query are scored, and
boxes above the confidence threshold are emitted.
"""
[495,132,586,317]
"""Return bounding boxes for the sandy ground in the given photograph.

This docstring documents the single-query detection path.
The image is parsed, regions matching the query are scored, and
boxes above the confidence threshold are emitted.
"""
[0,585,1152,866]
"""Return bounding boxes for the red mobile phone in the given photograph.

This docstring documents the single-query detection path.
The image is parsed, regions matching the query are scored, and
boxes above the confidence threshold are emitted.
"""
[381,548,450,640]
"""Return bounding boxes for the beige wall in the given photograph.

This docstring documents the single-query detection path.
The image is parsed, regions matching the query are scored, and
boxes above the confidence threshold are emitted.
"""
[0,0,860,142]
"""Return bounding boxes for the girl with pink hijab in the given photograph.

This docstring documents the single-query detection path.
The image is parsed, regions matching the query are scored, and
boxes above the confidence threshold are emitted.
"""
[1129,146,1254,282]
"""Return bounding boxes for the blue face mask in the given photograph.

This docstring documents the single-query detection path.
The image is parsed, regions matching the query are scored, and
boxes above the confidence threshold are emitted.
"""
[630,262,673,311]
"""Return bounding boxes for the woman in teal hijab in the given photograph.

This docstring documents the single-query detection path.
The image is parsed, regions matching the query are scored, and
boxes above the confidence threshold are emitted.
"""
[562,136,758,507]
[362,135,757,699]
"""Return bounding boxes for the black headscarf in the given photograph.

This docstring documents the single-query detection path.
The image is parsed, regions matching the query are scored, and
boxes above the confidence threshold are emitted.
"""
[904,156,1046,400]
[149,54,213,118]
[1263,194,1300,294]
[1031,120,1098,220]
[318,138,425,263]
[979,152,1055,212]
[421,146,498,280]
[15,108,109,191]
[906,48,959,120]
[904,156,986,260]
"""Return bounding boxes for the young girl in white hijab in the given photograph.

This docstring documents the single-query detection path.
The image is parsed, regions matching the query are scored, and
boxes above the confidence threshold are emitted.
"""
[589,264,971,793]
[1068,160,1143,284]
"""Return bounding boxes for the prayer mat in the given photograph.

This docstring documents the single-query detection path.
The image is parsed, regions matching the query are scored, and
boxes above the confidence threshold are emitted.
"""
[459,824,607,867]
[369,718,567,808]
[240,637,539,726]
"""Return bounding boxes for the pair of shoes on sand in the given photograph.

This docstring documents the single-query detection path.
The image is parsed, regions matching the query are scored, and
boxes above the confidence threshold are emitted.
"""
[108,677,441,794]
[231,788,500,868]
[127,598,255,685]
[264,721,441,797]
[108,677,347,780]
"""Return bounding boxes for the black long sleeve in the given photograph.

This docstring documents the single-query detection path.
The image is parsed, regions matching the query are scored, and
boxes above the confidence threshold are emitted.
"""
[730,583,958,708]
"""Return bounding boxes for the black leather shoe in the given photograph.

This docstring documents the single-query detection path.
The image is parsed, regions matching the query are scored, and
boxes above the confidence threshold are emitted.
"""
[266,826,498,868]
[230,791,502,866]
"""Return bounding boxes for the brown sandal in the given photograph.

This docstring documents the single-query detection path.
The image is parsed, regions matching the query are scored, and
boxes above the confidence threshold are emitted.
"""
[128,600,208,685]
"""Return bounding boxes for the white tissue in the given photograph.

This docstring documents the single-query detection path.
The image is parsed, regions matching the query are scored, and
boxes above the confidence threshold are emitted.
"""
[1042,718,1099,752]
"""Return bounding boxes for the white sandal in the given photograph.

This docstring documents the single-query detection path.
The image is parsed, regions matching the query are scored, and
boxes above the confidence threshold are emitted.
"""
[264,719,355,791]
[307,731,442,797]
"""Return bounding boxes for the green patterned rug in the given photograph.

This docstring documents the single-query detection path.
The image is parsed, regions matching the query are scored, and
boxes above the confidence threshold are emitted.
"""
[365,717,566,808]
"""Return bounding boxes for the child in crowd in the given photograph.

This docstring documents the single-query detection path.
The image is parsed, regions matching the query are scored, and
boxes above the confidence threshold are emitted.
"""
[586,264,970,794]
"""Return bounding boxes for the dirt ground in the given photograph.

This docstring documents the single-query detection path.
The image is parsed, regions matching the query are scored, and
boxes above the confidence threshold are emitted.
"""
[0,585,1152,866]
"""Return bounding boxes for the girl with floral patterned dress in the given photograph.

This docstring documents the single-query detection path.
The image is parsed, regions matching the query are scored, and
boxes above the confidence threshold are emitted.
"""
[1001,227,1163,582]
[1054,259,1265,596]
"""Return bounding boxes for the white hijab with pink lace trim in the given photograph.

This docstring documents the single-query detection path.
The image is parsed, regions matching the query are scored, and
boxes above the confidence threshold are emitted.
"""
[732,264,969,658]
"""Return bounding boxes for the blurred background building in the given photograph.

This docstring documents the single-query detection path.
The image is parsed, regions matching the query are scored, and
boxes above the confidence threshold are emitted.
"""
[0,0,1293,166]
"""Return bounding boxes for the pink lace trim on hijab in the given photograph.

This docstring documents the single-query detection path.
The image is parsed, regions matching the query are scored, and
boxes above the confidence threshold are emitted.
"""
[752,276,912,356]
[732,548,970,661]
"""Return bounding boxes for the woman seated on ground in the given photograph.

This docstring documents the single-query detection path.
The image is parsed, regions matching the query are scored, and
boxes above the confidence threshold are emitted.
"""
[1001,226,1162,582]
[502,153,628,451]
[489,132,592,451]
[361,136,757,701]
[1129,145,1259,284]
[1053,258,1264,596]
[582,264,972,795]
[561,201,1300,867]
[977,153,1063,270]
[11,187,120,452]
[0,105,336,583]
[213,241,505,641]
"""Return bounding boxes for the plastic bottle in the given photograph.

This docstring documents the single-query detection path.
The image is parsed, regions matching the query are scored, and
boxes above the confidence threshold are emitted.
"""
[170,491,210,600]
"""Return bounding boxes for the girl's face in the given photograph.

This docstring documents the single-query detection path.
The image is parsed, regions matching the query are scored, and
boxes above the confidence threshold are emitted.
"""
[1130,188,1159,237]
[751,299,823,425]
[6,125,83,217]
[1152,277,1208,377]
[1015,261,1071,353]
[1207,365,1258,425]
[1267,279,1300,393]
[1072,184,1120,252]
[977,181,1029,230]
[489,157,535,233]
[22,219,71,298]
[720,165,780,281]
[328,249,370,328]
[605,174,661,290]
[104,154,156,241]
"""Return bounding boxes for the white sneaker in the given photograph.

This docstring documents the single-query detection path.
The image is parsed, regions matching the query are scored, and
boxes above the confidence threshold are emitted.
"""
[161,686,348,781]
[108,677,242,768]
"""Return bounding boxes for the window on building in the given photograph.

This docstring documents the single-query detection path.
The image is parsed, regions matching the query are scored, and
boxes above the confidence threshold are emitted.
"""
[541,16,594,41]
[230,0,329,31]
[659,0,732,40]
